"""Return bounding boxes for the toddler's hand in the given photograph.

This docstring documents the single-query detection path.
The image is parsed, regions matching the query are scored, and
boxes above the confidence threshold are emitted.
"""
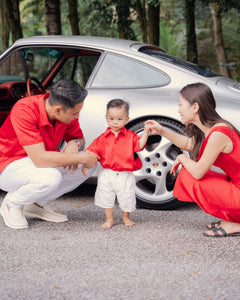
[144,123,151,133]
[145,120,163,134]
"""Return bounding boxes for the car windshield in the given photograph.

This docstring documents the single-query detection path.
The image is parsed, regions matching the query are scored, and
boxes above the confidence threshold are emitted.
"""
[139,46,220,77]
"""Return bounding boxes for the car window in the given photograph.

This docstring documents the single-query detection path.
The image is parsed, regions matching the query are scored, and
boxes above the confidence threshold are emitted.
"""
[91,53,169,88]
[0,47,62,84]
[52,55,100,87]
[0,50,26,83]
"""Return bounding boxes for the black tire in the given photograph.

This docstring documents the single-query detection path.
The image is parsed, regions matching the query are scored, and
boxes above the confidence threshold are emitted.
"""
[128,117,185,210]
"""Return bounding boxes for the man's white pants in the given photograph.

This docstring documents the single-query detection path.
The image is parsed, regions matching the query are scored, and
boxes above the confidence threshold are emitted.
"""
[0,157,96,208]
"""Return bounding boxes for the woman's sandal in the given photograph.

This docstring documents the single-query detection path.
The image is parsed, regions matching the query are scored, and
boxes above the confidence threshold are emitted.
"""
[205,220,222,230]
[203,226,240,238]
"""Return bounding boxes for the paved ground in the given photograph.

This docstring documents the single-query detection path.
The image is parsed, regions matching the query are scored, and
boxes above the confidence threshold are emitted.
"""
[0,185,240,300]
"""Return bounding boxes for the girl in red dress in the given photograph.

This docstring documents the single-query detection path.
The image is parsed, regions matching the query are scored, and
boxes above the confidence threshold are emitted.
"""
[146,82,240,237]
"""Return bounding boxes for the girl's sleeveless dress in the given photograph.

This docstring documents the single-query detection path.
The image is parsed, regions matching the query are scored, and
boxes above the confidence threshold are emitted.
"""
[173,126,240,223]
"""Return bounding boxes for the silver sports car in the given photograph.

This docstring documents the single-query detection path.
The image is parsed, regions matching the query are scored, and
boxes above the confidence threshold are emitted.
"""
[0,35,239,209]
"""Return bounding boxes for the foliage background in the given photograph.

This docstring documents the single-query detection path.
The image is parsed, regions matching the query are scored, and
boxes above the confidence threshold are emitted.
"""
[1,0,240,80]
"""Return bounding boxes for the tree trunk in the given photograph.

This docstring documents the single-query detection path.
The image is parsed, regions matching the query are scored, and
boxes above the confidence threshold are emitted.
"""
[0,0,10,50]
[5,0,23,43]
[185,0,198,64]
[148,2,160,46]
[136,0,148,43]
[67,0,80,35]
[45,0,62,35]
[115,0,136,40]
[209,2,231,77]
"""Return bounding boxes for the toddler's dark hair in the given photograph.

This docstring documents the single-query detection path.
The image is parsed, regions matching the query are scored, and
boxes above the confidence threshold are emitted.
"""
[106,99,129,116]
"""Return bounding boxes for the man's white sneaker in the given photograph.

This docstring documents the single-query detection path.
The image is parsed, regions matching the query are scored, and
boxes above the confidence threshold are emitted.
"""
[23,203,68,223]
[0,201,28,229]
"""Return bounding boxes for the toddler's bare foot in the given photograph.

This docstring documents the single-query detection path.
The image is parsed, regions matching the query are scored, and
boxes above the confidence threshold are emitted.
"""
[101,219,114,229]
[123,216,135,227]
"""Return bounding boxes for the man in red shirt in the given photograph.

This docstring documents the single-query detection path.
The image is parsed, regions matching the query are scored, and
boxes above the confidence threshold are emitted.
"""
[0,80,98,229]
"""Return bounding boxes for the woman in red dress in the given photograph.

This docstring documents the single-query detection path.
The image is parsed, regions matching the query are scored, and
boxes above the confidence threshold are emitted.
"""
[146,82,240,237]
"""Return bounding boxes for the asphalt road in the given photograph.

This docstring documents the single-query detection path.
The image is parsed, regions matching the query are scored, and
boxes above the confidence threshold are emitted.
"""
[0,185,240,300]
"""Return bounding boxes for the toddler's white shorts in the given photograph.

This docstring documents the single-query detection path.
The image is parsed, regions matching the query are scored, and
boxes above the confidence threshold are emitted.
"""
[95,168,136,212]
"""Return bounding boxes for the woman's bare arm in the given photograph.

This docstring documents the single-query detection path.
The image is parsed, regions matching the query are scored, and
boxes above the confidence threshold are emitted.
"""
[145,120,194,151]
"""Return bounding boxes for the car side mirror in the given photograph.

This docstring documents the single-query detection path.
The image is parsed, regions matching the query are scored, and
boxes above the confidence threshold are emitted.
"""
[25,53,33,61]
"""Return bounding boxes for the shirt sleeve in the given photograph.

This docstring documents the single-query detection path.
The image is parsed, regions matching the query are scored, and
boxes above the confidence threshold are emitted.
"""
[11,103,43,146]
[63,119,83,142]
[86,136,100,155]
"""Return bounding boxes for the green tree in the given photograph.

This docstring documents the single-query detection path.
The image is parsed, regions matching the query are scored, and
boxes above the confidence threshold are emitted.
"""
[7,0,23,42]
[135,0,160,45]
[0,0,239,81]
[199,0,240,77]
[159,21,184,57]
[209,1,231,77]
[0,0,23,49]
[148,0,160,46]
[159,0,186,57]
[67,0,80,35]
[136,0,148,43]
[74,0,117,37]
[0,0,10,50]
[114,0,136,40]
[185,0,198,63]
[20,0,45,36]
[45,0,62,35]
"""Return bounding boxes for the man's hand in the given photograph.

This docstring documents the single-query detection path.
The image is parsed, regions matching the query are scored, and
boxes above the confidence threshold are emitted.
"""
[63,139,85,171]
[82,150,99,169]
[81,150,99,176]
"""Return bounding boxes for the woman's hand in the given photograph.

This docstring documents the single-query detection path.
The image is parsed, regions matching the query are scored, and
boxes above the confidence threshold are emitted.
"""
[171,154,185,176]
[145,120,164,135]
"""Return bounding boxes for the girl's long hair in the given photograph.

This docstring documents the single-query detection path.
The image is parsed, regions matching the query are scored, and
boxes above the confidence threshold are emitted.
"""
[181,82,240,160]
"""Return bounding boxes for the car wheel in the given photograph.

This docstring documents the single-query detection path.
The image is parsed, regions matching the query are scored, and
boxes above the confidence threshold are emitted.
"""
[128,118,185,210]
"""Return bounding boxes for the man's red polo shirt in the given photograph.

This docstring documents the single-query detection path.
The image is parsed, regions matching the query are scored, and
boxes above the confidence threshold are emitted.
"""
[0,93,83,172]
[86,127,142,172]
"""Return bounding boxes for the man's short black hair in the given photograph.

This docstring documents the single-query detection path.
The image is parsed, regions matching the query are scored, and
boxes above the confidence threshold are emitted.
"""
[49,80,88,110]
[106,99,129,116]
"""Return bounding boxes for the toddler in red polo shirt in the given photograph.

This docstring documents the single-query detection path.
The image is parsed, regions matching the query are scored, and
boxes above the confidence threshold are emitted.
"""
[85,99,150,229]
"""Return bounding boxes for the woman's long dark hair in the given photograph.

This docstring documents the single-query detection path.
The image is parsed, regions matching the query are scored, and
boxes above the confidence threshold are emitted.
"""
[181,82,240,160]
